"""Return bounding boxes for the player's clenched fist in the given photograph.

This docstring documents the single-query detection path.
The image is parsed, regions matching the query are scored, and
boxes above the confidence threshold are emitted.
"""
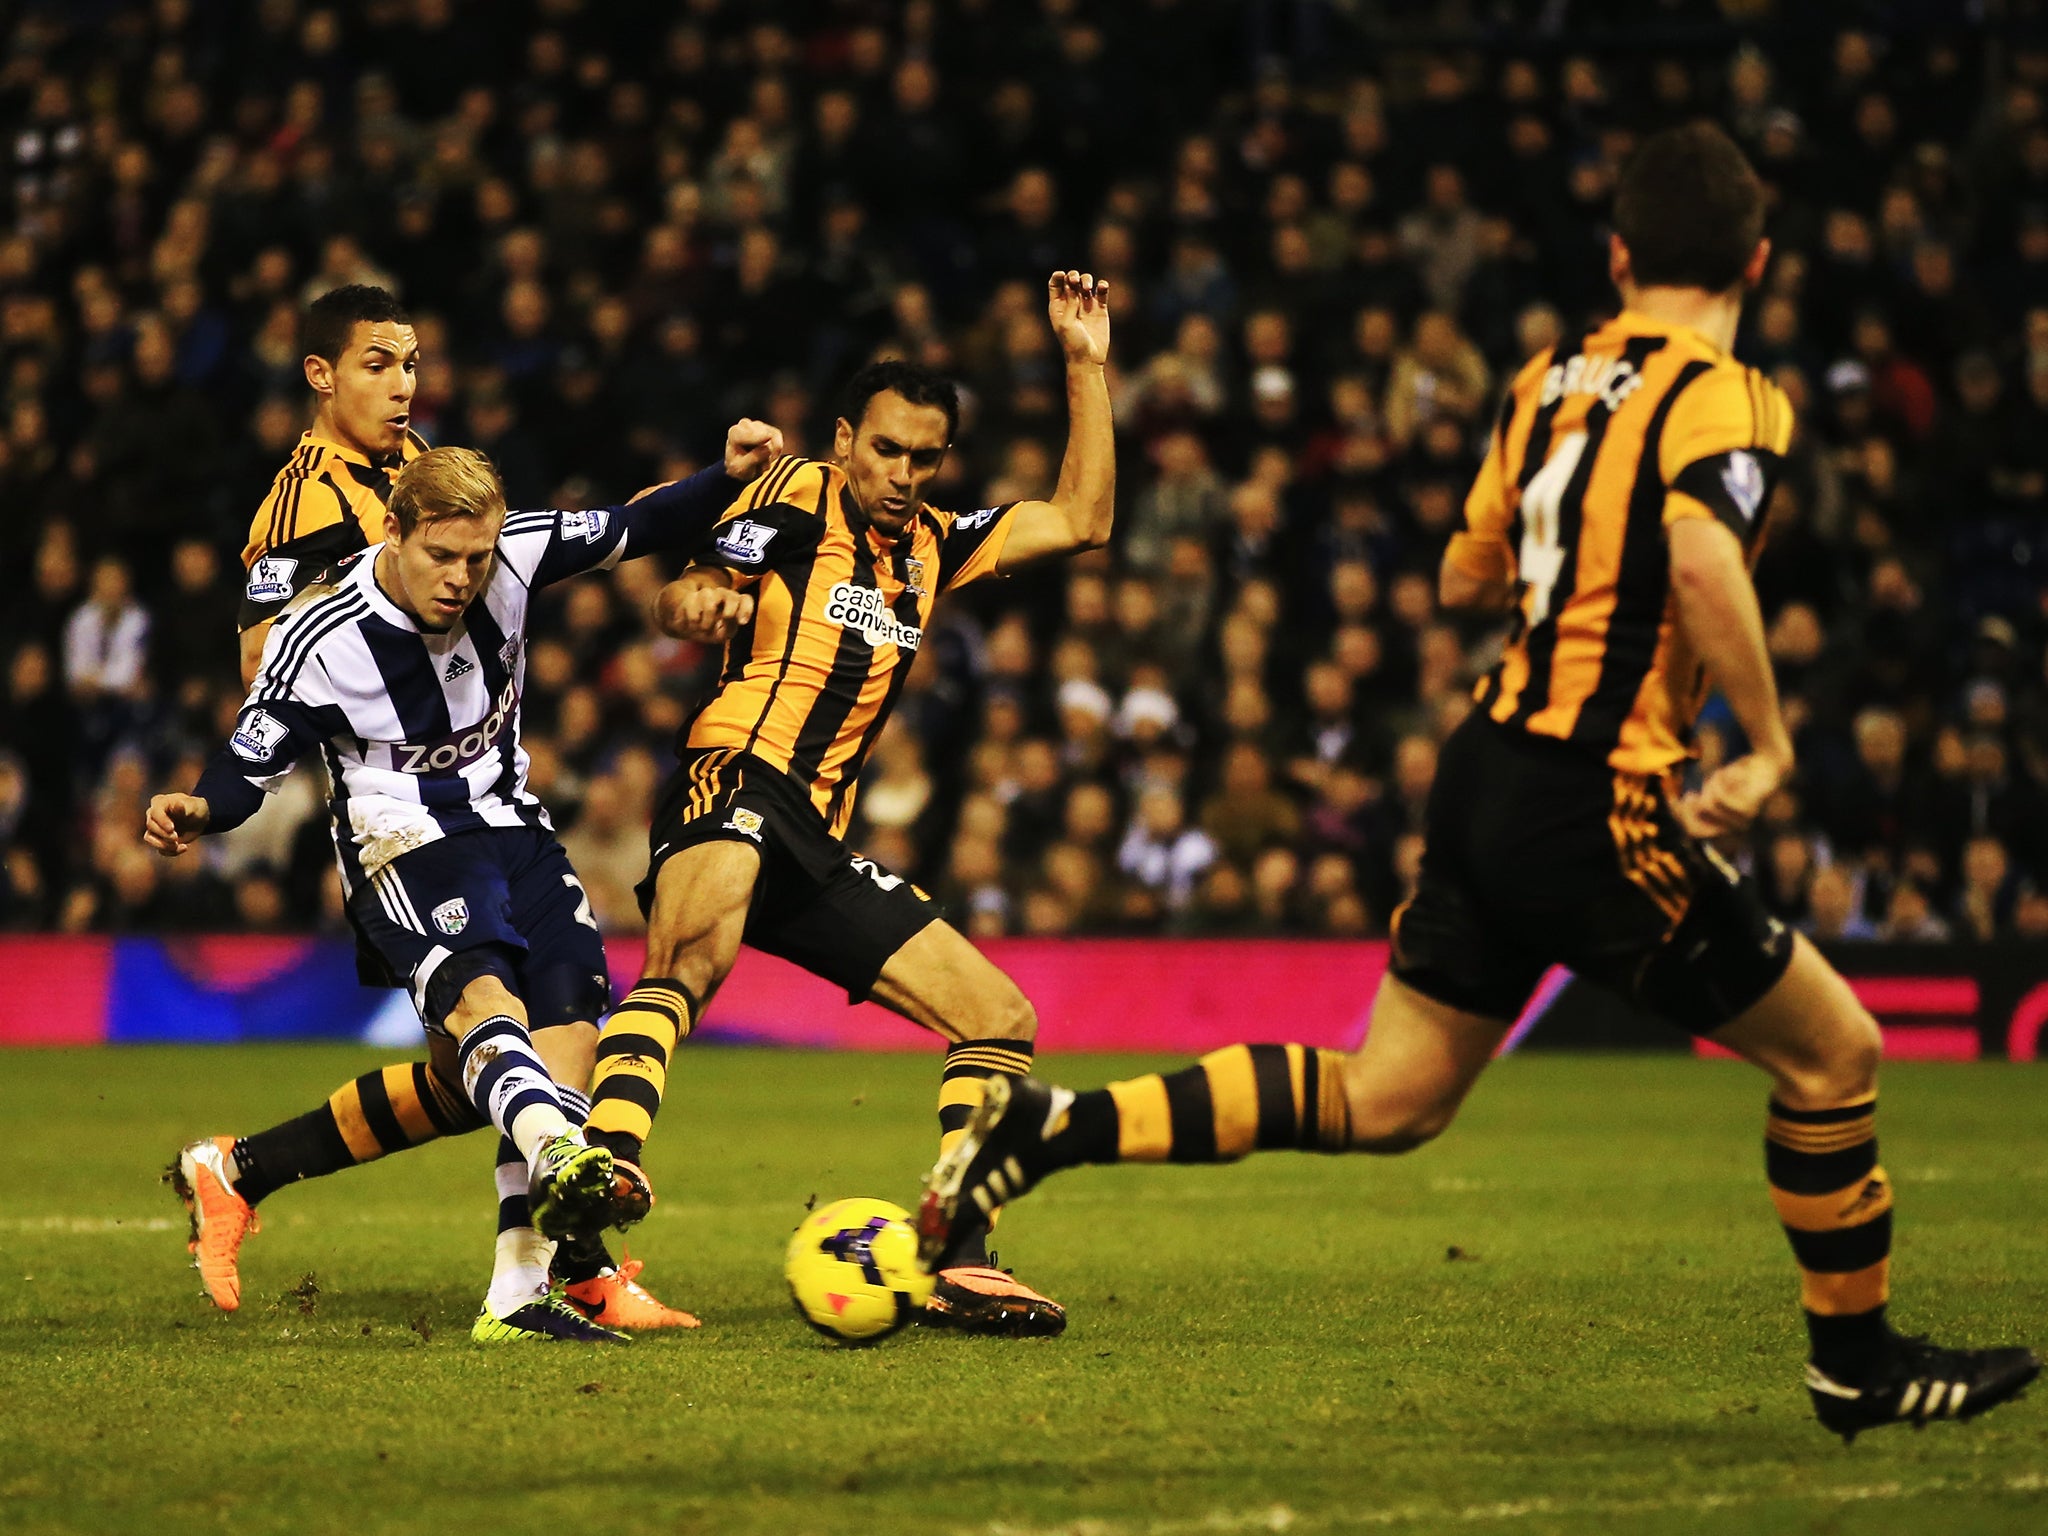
[626,420,785,508]
[656,571,755,644]
[144,792,211,857]
[723,417,783,482]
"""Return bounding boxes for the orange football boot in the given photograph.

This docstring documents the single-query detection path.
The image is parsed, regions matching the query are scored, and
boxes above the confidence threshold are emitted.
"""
[167,1137,259,1312]
[926,1262,1067,1337]
[562,1253,701,1330]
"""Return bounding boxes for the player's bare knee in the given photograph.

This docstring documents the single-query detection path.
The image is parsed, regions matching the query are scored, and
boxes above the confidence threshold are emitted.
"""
[1339,1052,1461,1153]
[447,973,523,1038]
[954,980,1036,1043]
[1349,1098,1458,1154]
[645,845,757,987]
[1762,1012,1882,1109]
[1805,1009,1883,1104]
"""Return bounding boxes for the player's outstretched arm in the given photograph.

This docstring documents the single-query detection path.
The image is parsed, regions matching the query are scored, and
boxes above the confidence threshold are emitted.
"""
[623,419,784,507]
[655,565,754,644]
[991,271,1115,572]
[1668,515,1794,838]
[143,793,211,857]
[529,419,785,587]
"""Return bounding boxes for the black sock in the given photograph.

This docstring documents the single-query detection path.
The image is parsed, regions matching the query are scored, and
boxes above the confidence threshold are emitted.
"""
[586,1127,643,1164]
[1809,1309,1892,1375]
[232,1112,349,1206]
[553,1231,616,1284]
[1040,1087,1120,1172]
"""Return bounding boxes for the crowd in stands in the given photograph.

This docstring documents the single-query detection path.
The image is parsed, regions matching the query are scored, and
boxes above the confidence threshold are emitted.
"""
[3,0,2047,949]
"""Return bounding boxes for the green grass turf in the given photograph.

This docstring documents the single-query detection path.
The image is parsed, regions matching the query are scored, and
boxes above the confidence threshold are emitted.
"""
[0,1047,2043,1536]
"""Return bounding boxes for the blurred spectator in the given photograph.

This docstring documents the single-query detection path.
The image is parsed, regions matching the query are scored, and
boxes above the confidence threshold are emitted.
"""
[1807,863,1878,943]
[1117,786,1216,917]
[1879,878,1950,943]
[556,768,651,936]
[1200,743,1301,869]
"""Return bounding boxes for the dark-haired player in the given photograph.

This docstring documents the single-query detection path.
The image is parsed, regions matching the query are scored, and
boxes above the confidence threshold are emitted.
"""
[237,284,426,687]
[579,272,1115,1337]
[920,128,2038,1436]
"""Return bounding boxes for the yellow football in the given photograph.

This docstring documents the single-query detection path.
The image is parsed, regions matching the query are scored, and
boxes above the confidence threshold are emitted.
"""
[785,1197,936,1342]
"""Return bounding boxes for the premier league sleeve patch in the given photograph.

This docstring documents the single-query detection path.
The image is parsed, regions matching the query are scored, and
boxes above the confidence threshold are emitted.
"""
[713,518,778,566]
[1671,448,1782,541]
[244,556,299,605]
[1719,450,1766,525]
[558,509,612,544]
[229,709,290,763]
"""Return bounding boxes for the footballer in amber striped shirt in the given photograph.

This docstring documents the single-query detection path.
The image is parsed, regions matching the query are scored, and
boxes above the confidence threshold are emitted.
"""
[235,285,426,687]
[913,128,2037,1439]
[583,271,1118,1339]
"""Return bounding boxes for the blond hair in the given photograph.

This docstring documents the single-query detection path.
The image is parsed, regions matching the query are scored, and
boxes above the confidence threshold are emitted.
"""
[388,446,506,536]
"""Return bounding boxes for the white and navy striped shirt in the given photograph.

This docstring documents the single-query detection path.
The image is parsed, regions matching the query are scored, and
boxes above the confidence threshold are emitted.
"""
[194,470,737,895]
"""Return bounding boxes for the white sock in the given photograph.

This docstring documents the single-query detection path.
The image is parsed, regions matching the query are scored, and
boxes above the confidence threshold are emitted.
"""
[510,1104,576,1164]
[485,1226,555,1316]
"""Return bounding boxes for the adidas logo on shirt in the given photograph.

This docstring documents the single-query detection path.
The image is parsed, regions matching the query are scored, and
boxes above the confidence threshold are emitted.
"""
[445,653,474,682]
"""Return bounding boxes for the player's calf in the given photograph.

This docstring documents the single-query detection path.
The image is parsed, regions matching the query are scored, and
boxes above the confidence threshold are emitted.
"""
[919,1045,1353,1269]
[584,842,754,1166]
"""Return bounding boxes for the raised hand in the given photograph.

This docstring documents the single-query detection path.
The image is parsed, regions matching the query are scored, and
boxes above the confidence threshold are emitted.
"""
[724,417,785,482]
[1047,269,1110,366]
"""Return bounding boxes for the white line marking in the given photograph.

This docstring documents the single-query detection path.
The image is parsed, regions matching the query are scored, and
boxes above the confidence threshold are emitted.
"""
[0,1216,180,1234]
[964,1473,2048,1536]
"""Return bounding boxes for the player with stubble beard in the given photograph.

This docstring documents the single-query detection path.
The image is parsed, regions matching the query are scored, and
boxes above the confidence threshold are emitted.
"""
[579,272,1116,1337]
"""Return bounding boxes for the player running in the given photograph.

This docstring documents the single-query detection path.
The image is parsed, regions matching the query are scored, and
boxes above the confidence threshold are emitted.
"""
[152,438,771,1341]
[578,271,1115,1337]
[918,128,2038,1437]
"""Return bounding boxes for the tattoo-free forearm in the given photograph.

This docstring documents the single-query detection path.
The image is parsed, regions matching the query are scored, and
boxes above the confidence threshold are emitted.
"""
[654,565,735,634]
[1668,518,1793,765]
[1049,361,1115,547]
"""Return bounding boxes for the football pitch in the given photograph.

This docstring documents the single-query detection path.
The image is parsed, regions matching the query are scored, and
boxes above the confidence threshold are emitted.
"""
[3,1046,2043,1536]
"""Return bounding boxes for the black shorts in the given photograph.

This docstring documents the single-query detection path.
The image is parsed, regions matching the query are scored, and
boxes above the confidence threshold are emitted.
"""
[1390,714,1793,1033]
[637,747,938,1002]
[349,824,612,1036]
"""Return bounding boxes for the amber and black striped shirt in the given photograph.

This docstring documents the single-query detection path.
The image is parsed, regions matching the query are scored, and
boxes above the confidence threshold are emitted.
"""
[1449,315,1795,776]
[237,428,428,630]
[685,455,1020,836]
